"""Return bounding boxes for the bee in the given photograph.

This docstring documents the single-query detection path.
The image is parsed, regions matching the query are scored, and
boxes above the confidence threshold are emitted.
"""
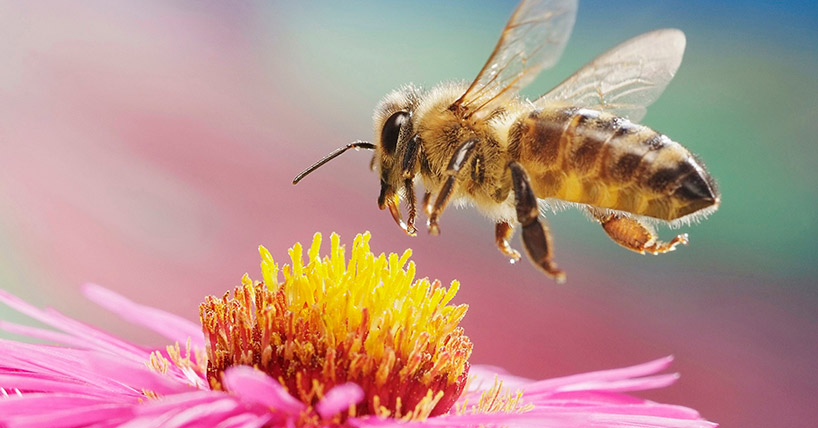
[293,0,720,282]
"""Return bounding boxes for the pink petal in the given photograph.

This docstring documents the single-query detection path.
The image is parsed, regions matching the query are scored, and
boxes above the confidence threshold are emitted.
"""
[541,401,705,419]
[82,352,195,395]
[139,398,242,428]
[82,283,205,347]
[0,341,193,396]
[587,412,718,427]
[0,393,118,413]
[127,390,233,417]
[543,373,681,395]
[315,382,364,419]
[121,391,270,428]
[0,289,149,361]
[530,390,645,406]
[221,365,305,415]
[524,356,675,394]
[0,374,119,397]
[352,409,716,428]
[0,341,141,396]
[350,412,586,427]
[0,320,93,349]
[212,413,273,428]
[2,403,134,428]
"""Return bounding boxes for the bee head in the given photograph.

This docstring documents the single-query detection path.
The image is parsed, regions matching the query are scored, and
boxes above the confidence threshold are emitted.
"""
[372,85,421,207]
[292,85,420,214]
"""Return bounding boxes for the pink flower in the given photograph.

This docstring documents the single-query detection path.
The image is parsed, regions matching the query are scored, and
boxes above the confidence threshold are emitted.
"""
[0,233,716,427]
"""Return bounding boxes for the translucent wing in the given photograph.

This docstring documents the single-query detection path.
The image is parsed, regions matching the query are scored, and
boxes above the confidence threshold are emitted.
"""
[451,0,577,119]
[536,29,686,122]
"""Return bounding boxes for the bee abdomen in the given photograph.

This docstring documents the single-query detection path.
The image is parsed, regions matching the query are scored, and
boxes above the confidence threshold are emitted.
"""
[510,107,719,221]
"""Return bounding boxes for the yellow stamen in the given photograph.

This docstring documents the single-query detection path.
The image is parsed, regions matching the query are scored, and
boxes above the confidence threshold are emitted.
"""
[200,232,472,421]
[458,378,533,415]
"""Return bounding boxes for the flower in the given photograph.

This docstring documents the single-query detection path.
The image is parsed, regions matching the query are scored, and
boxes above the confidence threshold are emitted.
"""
[0,232,717,427]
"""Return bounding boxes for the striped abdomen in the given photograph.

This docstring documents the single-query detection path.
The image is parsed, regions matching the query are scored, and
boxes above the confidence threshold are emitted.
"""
[508,107,719,221]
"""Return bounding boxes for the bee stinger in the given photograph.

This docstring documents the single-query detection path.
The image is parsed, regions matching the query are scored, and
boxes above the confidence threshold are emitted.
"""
[293,0,720,282]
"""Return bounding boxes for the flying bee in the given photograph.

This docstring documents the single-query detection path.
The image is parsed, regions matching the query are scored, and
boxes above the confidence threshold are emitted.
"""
[293,0,720,282]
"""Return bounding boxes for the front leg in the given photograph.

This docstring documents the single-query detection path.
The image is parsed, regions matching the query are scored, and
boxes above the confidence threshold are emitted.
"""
[403,179,417,235]
[509,161,565,282]
[378,181,414,236]
[428,139,478,235]
[400,135,421,235]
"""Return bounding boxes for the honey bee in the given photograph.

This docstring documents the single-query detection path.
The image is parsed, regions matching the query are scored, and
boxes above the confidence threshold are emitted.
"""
[293,0,719,282]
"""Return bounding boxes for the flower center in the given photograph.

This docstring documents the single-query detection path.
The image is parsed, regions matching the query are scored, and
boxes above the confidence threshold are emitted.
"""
[200,232,472,421]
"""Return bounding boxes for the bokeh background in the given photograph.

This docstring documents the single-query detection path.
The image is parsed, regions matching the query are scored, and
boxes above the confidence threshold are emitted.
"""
[1,1,816,426]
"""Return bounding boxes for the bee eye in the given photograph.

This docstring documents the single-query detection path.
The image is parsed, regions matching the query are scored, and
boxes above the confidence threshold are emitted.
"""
[381,111,409,154]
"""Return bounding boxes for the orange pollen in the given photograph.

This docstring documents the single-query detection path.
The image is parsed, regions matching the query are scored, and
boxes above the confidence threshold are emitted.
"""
[199,232,472,421]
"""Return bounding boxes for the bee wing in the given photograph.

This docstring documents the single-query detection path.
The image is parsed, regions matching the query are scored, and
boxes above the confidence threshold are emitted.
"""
[451,0,578,119]
[536,29,686,122]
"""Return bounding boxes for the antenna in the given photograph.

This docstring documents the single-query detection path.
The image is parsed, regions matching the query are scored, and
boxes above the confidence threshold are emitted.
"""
[292,141,376,184]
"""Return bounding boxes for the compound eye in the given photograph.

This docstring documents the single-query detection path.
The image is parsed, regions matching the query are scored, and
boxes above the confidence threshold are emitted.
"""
[380,111,409,155]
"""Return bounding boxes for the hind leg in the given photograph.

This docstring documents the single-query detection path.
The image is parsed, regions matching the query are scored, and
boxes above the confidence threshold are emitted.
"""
[509,162,565,282]
[589,208,688,254]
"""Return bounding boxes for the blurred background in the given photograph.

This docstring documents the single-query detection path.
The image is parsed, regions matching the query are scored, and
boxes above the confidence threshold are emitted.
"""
[1,1,816,426]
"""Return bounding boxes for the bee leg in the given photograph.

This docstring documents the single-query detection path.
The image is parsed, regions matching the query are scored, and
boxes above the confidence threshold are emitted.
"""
[401,135,421,177]
[495,221,521,263]
[428,139,478,235]
[422,191,434,218]
[589,208,689,254]
[380,182,415,236]
[401,136,421,235]
[369,153,377,171]
[385,192,416,236]
[403,179,418,235]
[509,162,565,282]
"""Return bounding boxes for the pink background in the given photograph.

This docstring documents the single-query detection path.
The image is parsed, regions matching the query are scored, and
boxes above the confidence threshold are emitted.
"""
[1,2,816,427]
